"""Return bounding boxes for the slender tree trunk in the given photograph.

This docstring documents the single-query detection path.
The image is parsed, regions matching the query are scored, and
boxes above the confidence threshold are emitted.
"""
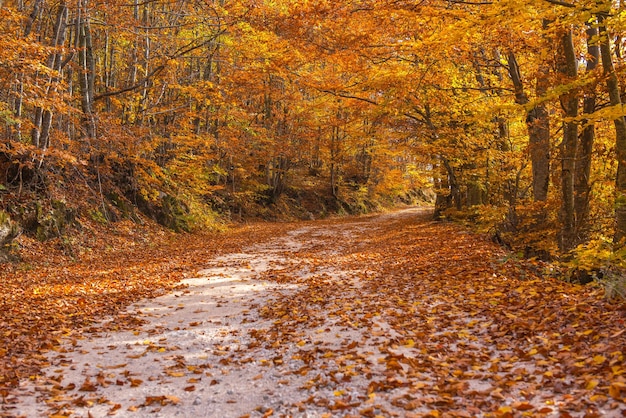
[575,24,600,242]
[77,0,96,139]
[12,0,44,142]
[598,15,626,246]
[330,125,340,198]
[506,51,550,202]
[557,28,579,253]
[23,0,42,37]
[32,2,68,153]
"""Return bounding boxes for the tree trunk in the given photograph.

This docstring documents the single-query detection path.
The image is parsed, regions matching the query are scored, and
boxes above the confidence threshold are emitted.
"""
[557,28,579,253]
[433,163,452,220]
[530,62,551,203]
[598,14,626,246]
[77,0,96,139]
[575,23,600,242]
[330,125,340,198]
[268,155,290,201]
[32,2,68,152]
[442,157,461,210]
[506,51,550,202]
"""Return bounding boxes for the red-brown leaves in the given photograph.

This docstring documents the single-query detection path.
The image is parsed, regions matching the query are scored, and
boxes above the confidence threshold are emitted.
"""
[0,220,292,394]
[1,209,625,416]
[250,209,626,415]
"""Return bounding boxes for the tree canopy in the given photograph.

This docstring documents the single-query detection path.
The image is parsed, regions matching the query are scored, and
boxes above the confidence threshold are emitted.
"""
[3,0,626,275]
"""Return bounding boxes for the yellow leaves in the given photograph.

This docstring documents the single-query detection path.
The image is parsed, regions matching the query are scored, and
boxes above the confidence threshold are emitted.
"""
[592,355,606,365]
[586,379,600,390]
[402,339,416,348]
[589,394,608,403]
[609,381,626,399]
[456,329,470,339]
[612,364,625,376]
[495,405,513,415]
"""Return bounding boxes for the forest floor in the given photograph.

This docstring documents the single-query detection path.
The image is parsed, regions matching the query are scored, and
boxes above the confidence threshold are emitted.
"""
[1,207,626,417]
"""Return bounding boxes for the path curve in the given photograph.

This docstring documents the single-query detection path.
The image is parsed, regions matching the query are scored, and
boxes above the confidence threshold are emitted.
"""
[4,207,626,417]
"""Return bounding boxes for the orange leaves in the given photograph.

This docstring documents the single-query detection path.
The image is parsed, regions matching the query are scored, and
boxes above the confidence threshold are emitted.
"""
[78,378,98,393]
[1,208,625,416]
[143,395,180,407]
[0,219,286,396]
[244,209,626,416]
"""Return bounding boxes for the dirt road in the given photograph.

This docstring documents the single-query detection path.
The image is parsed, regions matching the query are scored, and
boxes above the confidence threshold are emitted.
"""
[3,208,625,417]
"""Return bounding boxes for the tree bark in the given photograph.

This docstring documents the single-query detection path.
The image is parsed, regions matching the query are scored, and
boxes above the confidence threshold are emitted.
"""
[557,28,579,253]
[575,23,600,242]
[32,2,68,152]
[598,14,626,246]
[77,0,96,140]
[506,51,550,202]
[442,156,461,210]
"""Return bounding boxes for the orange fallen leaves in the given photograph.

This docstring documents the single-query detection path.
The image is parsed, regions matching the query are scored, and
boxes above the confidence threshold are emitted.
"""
[250,211,626,415]
[0,219,292,395]
[143,395,180,406]
[1,209,626,416]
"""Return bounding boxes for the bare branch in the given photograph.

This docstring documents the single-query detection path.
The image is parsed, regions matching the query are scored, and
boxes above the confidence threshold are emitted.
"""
[93,65,165,102]
[447,0,493,5]
[543,0,575,7]
[319,89,379,106]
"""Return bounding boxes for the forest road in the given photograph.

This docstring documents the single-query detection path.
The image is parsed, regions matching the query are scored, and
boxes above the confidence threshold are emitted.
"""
[4,207,626,417]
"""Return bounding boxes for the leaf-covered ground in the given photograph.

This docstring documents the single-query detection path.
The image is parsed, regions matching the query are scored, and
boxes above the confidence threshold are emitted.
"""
[1,208,626,417]
[0,219,292,393]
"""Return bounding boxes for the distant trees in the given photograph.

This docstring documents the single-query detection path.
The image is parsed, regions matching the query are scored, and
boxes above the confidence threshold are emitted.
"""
[3,0,626,267]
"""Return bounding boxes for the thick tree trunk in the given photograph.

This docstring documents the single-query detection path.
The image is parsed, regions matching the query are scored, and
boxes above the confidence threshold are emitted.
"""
[267,155,290,201]
[530,61,551,203]
[433,163,451,220]
[442,157,461,210]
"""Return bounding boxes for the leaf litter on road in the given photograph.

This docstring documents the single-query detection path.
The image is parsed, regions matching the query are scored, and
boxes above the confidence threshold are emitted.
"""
[1,207,625,417]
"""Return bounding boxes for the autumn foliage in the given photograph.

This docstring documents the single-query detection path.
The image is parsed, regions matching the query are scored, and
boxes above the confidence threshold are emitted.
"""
[2,0,626,272]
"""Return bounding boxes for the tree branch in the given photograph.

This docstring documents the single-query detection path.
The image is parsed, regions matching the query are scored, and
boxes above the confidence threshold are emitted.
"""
[319,89,379,106]
[543,0,575,7]
[93,65,165,102]
[447,0,493,5]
